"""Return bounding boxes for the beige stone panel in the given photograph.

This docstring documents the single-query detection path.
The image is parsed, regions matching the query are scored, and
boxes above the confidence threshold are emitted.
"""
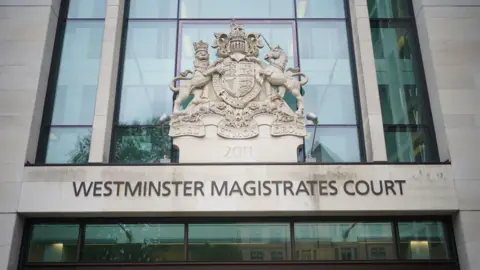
[18,165,457,213]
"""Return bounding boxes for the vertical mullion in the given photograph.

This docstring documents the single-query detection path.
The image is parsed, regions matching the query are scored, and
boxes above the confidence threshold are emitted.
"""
[109,0,131,162]
[184,223,189,261]
[289,221,296,260]
[76,223,86,262]
[392,221,401,260]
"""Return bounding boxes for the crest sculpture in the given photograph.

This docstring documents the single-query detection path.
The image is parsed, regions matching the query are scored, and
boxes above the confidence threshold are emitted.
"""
[168,20,310,162]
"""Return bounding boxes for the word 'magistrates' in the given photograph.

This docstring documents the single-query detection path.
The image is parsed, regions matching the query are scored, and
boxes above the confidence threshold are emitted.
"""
[73,180,406,197]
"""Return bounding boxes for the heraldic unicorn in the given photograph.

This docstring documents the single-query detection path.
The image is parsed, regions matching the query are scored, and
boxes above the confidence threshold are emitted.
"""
[168,20,309,140]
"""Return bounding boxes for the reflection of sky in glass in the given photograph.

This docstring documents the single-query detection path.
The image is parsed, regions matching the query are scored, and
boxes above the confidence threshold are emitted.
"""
[129,0,178,18]
[67,0,106,18]
[52,22,103,126]
[179,22,295,71]
[180,0,294,18]
[119,22,177,124]
[296,0,345,19]
[305,126,360,162]
[188,224,290,242]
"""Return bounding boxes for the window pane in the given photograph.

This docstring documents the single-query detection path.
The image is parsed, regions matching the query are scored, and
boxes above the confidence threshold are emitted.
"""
[398,221,450,260]
[129,0,178,18]
[298,21,356,124]
[296,0,345,18]
[179,22,295,109]
[384,128,436,162]
[368,0,412,19]
[112,126,172,163]
[305,126,360,162]
[294,222,395,260]
[52,21,103,125]
[304,85,357,125]
[82,224,184,262]
[372,24,430,125]
[188,223,290,261]
[27,224,79,262]
[45,127,91,164]
[180,0,294,18]
[68,0,106,18]
[119,21,177,125]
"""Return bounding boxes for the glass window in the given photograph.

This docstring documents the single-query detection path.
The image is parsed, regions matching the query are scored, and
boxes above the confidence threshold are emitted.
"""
[27,224,79,263]
[38,2,104,164]
[112,126,171,163]
[129,0,178,18]
[294,222,395,260]
[67,0,106,18]
[298,21,355,124]
[398,221,450,260]
[82,224,184,262]
[180,0,294,18]
[304,126,360,163]
[45,127,91,163]
[296,0,346,18]
[368,0,412,19]
[369,0,438,163]
[188,223,290,261]
[384,127,436,162]
[112,21,177,163]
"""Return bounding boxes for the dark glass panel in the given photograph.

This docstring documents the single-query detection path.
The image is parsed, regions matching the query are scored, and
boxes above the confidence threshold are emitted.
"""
[112,126,171,163]
[129,0,178,18]
[27,224,79,262]
[180,0,294,18]
[51,21,104,125]
[398,221,450,260]
[296,0,345,19]
[67,0,106,18]
[305,126,360,162]
[371,24,430,125]
[368,0,412,19]
[294,222,395,260]
[119,21,177,125]
[45,127,91,164]
[384,127,436,162]
[82,224,184,262]
[188,223,290,261]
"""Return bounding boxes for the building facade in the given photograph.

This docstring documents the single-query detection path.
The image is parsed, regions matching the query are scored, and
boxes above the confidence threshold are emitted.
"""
[0,0,479,269]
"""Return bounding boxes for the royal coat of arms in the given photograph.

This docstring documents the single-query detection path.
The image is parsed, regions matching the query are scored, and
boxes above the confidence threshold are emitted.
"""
[168,20,309,139]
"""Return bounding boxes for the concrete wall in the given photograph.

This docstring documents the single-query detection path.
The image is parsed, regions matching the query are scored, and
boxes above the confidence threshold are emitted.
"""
[0,0,60,269]
[413,1,480,269]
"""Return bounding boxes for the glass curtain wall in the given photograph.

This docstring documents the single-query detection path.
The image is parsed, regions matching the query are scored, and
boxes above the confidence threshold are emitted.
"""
[36,0,106,164]
[368,0,439,162]
[110,0,363,163]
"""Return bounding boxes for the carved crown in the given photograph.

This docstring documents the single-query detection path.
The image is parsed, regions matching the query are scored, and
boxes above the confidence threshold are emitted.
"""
[228,20,247,53]
[193,40,208,53]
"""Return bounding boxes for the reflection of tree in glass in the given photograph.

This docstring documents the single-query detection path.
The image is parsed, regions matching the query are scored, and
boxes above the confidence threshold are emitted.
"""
[69,117,174,164]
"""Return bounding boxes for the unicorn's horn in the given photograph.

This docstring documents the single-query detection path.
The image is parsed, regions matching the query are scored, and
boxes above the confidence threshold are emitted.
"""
[260,34,273,50]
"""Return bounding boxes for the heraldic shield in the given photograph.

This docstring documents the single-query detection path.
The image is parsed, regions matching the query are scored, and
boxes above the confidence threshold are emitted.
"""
[212,59,263,109]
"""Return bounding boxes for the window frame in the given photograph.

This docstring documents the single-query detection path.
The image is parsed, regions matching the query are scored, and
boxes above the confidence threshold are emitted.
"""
[368,0,440,163]
[19,216,458,266]
[36,0,106,164]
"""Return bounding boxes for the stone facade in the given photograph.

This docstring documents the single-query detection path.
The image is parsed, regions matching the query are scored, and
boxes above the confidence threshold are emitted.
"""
[0,1,479,270]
